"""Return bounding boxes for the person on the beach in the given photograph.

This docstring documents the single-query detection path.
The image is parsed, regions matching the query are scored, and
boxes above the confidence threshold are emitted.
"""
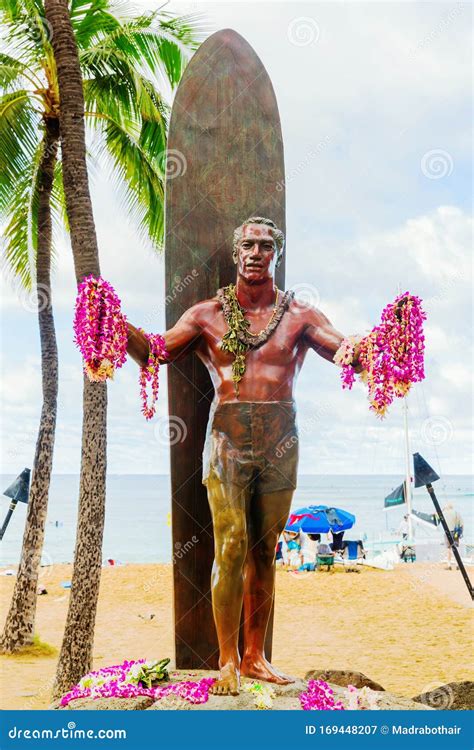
[275,539,284,567]
[441,502,464,570]
[283,530,302,569]
[299,532,318,571]
[398,514,409,541]
[126,216,363,695]
[329,529,345,553]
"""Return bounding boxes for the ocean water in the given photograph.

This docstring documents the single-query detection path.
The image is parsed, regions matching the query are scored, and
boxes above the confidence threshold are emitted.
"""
[0,474,472,565]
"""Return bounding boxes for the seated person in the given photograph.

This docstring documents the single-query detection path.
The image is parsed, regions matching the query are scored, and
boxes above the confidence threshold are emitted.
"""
[275,539,284,566]
[283,530,302,568]
[298,532,319,571]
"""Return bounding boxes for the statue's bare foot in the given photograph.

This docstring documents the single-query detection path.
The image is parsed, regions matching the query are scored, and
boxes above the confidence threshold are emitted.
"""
[210,662,240,696]
[241,654,295,685]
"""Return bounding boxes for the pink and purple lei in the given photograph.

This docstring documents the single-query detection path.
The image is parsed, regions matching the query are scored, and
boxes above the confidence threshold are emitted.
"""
[60,659,214,707]
[337,292,426,418]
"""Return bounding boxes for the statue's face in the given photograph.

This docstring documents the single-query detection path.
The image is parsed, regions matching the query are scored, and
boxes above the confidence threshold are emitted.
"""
[235,224,278,283]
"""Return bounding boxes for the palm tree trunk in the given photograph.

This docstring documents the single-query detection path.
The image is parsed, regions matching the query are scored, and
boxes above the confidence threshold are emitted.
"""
[44,0,108,700]
[0,118,59,653]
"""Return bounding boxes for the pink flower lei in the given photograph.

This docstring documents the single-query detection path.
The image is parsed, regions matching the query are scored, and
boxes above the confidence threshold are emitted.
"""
[138,331,169,420]
[73,275,128,382]
[299,680,345,711]
[74,275,169,420]
[60,659,214,707]
[335,292,426,418]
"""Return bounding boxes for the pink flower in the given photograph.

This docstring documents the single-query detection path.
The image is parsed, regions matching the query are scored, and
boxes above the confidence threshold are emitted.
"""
[339,293,426,417]
[60,659,214,707]
[73,276,128,382]
[299,680,345,711]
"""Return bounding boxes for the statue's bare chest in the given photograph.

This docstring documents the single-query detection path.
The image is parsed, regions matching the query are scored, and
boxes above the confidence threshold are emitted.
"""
[198,305,307,368]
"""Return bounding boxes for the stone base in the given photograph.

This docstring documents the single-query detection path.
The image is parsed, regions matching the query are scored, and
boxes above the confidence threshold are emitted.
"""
[52,670,433,711]
[412,681,474,711]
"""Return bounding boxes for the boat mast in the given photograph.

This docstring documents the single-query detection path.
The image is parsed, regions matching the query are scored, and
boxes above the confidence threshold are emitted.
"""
[397,281,413,542]
[403,393,413,540]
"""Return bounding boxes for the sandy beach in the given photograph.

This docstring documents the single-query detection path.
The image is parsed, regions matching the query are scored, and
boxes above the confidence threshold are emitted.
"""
[0,562,472,710]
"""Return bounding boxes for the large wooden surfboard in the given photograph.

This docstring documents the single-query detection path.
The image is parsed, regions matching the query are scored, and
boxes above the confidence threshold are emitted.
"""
[165,29,286,669]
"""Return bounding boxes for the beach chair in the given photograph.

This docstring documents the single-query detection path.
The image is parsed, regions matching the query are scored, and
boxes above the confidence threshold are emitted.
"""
[400,544,416,563]
[341,540,365,572]
[316,543,335,572]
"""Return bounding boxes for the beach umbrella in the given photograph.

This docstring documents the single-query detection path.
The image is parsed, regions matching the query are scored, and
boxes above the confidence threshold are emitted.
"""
[413,452,472,601]
[285,505,355,534]
[0,468,31,541]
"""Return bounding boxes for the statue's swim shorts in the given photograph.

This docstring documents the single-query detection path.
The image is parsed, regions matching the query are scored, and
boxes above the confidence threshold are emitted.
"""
[202,400,299,494]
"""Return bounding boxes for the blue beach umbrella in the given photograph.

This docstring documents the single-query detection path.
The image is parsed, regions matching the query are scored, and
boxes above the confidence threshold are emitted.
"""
[285,505,355,534]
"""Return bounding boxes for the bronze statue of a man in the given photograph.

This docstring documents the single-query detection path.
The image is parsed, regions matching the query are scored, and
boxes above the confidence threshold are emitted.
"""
[127,216,361,695]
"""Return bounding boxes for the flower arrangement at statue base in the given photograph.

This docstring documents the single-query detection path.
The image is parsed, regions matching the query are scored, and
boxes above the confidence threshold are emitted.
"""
[242,681,276,709]
[299,680,345,710]
[299,680,382,711]
[334,292,426,418]
[60,659,215,707]
[343,685,380,710]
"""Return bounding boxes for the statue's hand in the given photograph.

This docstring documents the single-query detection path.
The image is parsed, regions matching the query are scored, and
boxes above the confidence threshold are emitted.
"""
[352,342,364,373]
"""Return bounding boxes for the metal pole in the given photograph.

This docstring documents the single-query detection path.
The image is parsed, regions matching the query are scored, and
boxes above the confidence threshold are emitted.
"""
[402,395,413,541]
[0,500,17,541]
[426,483,473,600]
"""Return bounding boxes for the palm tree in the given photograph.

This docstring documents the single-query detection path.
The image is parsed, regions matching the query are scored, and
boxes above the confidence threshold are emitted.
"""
[0,0,203,665]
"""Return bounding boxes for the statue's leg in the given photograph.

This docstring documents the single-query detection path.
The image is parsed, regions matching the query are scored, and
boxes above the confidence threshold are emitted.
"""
[206,471,251,695]
[240,487,295,684]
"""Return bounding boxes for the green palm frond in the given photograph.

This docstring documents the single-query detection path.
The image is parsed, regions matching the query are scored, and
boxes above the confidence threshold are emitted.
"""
[0,0,206,292]
[50,157,68,236]
[71,0,121,50]
[2,137,43,290]
[0,91,41,211]
[1,0,53,70]
[97,117,165,248]
[0,51,28,89]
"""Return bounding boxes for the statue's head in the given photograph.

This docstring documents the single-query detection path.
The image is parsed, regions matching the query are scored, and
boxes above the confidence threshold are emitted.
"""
[232,216,284,282]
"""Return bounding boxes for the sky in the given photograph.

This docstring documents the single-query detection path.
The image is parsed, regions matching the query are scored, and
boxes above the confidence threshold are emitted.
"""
[0,1,472,476]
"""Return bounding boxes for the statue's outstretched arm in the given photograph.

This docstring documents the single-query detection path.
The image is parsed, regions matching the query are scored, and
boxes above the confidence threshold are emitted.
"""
[302,308,362,371]
[126,306,202,368]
